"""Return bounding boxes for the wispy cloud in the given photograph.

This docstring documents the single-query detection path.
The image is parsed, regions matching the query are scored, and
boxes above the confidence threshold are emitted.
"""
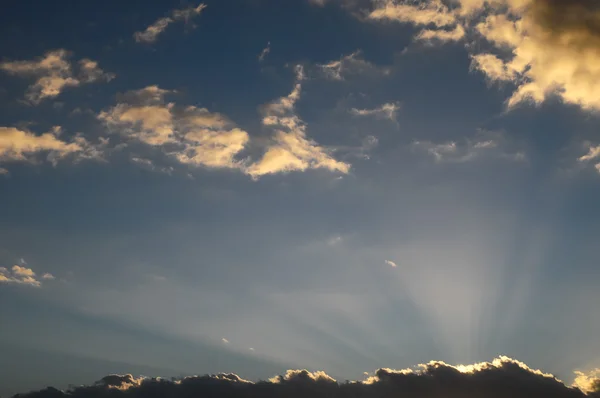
[0,49,114,103]
[317,50,390,80]
[134,3,207,43]
[258,42,271,62]
[385,260,397,268]
[350,102,400,122]
[246,66,350,178]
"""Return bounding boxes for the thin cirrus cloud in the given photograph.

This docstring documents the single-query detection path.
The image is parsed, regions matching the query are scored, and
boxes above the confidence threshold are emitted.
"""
[0,49,114,104]
[133,3,207,43]
[258,41,271,62]
[13,356,600,396]
[0,265,54,287]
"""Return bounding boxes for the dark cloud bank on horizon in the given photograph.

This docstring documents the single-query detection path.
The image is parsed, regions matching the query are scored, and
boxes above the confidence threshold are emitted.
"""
[12,358,600,398]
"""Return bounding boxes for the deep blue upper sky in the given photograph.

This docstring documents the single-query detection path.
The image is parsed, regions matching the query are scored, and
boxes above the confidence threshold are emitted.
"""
[1,0,600,396]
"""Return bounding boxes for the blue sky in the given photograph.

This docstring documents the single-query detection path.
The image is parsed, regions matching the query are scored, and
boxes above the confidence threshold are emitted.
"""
[1,0,600,395]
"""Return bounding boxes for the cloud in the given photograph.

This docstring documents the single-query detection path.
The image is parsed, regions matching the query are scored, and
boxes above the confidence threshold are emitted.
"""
[222,338,230,344]
[98,86,250,170]
[385,260,397,267]
[0,126,98,166]
[573,369,600,394]
[416,24,465,42]
[246,66,350,178]
[134,3,207,43]
[350,102,400,121]
[11,357,599,397]
[412,131,525,163]
[0,49,114,103]
[0,265,54,287]
[317,50,390,80]
[356,0,600,111]
[258,42,271,62]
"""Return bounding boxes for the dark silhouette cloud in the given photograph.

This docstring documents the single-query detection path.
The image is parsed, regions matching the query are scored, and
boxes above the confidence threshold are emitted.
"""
[11,357,600,398]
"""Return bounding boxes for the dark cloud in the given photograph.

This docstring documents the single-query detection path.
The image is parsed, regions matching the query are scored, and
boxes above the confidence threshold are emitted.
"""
[530,0,600,43]
[11,358,600,398]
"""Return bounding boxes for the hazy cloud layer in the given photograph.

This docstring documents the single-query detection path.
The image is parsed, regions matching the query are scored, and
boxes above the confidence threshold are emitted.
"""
[12,357,600,397]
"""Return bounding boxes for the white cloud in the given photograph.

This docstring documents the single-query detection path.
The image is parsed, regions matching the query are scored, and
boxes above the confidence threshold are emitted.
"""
[317,50,390,80]
[0,265,54,287]
[134,3,207,43]
[385,260,398,267]
[221,338,230,344]
[327,235,343,246]
[246,66,350,178]
[0,49,113,103]
[42,273,55,280]
[350,102,400,121]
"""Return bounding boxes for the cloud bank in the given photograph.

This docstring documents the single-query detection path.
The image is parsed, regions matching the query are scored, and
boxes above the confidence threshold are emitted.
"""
[12,357,600,397]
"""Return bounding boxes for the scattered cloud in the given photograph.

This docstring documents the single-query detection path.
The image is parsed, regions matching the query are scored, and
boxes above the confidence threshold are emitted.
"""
[246,66,350,178]
[317,50,390,80]
[98,86,250,170]
[350,102,400,122]
[358,0,600,111]
[0,265,54,287]
[134,3,207,43]
[12,357,599,397]
[385,260,397,267]
[221,338,230,344]
[258,42,271,62]
[0,125,102,167]
[0,49,114,103]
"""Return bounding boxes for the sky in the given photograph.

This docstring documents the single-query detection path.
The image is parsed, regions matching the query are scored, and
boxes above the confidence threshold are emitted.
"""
[1,0,600,396]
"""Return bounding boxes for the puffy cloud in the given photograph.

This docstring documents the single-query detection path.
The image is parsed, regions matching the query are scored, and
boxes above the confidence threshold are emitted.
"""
[350,102,400,121]
[412,131,525,163]
[0,49,113,103]
[0,265,54,287]
[246,66,350,178]
[317,50,390,80]
[98,86,249,170]
[134,3,207,43]
[11,357,599,397]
